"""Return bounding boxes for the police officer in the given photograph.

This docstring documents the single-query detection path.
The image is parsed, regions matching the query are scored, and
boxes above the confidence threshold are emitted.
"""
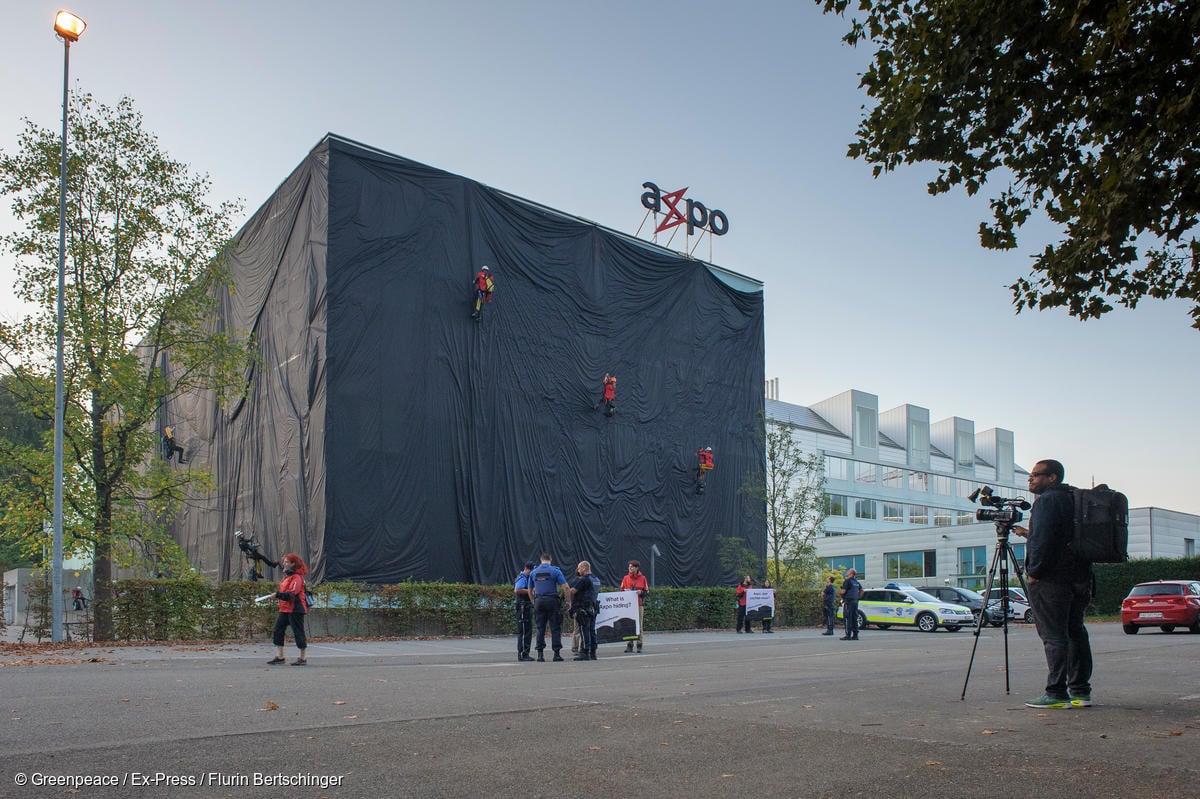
[531,553,569,661]
[569,561,598,661]
[514,562,535,662]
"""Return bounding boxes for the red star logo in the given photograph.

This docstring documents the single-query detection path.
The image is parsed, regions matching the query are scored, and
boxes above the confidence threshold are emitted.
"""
[654,187,688,233]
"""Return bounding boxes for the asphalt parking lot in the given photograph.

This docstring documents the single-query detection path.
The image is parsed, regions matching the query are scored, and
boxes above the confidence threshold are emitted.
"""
[2,622,1198,798]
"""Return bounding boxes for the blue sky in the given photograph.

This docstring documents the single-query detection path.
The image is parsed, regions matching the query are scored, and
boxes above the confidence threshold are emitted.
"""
[2,1,1198,513]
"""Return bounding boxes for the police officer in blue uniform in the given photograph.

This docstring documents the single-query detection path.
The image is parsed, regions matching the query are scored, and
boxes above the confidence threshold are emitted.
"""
[514,562,535,662]
[531,553,568,661]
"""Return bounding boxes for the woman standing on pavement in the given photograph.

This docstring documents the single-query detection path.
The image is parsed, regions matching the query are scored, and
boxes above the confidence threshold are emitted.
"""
[268,554,309,666]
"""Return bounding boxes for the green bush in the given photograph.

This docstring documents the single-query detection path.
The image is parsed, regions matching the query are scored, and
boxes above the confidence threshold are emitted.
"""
[1092,556,1200,615]
[61,580,832,642]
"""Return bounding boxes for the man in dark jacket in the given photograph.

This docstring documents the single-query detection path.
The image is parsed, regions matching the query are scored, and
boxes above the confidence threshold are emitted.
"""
[821,576,837,635]
[839,569,862,640]
[1013,459,1093,709]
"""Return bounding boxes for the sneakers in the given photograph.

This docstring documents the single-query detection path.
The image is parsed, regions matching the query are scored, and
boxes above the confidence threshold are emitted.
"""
[1024,694,1070,709]
[1069,691,1093,707]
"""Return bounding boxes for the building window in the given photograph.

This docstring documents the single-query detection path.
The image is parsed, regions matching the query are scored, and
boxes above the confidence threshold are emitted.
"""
[1010,542,1026,568]
[908,471,928,492]
[855,462,878,485]
[909,505,928,525]
[956,429,974,472]
[959,546,986,577]
[933,508,953,527]
[1186,539,1196,558]
[958,478,977,499]
[883,503,904,523]
[825,456,849,481]
[855,498,877,520]
[932,475,954,495]
[826,494,849,517]
[825,555,865,579]
[885,550,937,579]
[882,468,905,489]
[908,419,930,464]
[855,406,877,448]
[956,511,975,526]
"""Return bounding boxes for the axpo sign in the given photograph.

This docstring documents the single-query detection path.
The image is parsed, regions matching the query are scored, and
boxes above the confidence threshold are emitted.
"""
[641,182,729,236]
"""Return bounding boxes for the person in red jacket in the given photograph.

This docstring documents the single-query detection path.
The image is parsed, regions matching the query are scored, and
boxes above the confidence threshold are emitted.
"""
[471,265,494,321]
[596,373,616,417]
[268,553,309,666]
[735,575,754,633]
[696,446,714,494]
[620,559,649,653]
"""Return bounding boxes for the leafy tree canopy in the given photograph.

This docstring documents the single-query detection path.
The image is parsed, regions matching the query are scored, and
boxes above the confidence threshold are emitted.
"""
[817,0,1200,328]
[0,92,247,637]
[740,419,827,588]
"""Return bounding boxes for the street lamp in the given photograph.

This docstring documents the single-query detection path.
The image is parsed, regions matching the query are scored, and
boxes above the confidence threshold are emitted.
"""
[51,9,85,643]
[649,543,662,588]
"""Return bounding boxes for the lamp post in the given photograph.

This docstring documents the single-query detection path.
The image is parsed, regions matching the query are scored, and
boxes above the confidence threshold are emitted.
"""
[51,9,86,643]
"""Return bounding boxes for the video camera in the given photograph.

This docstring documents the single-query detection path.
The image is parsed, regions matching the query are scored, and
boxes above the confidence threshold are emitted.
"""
[968,486,1031,526]
[234,529,279,569]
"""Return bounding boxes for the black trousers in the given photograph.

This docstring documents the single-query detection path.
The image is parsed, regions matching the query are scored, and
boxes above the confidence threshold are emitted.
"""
[574,610,596,654]
[534,596,563,652]
[272,610,307,650]
[515,600,533,656]
[843,599,860,638]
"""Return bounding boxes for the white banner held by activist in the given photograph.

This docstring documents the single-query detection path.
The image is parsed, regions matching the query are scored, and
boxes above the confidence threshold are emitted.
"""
[594,590,640,644]
[744,588,775,623]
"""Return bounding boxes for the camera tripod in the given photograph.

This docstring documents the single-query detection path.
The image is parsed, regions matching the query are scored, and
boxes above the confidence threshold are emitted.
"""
[960,521,1033,699]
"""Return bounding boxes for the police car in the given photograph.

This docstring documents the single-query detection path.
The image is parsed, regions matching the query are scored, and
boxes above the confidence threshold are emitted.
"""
[838,585,976,632]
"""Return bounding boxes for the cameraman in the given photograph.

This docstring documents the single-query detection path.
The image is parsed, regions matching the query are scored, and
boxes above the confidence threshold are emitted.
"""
[1013,459,1093,709]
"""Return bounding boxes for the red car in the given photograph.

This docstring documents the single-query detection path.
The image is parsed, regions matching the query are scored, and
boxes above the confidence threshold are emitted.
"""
[1121,580,1200,634]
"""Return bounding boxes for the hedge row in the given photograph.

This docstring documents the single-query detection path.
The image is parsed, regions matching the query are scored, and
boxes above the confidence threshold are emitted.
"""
[1092,556,1200,615]
[52,581,831,642]
[22,557,1199,642]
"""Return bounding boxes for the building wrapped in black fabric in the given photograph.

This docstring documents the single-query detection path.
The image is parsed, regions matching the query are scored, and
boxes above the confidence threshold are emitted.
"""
[167,135,764,587]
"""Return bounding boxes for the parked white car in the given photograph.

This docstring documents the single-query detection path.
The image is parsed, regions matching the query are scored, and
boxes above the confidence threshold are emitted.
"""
[838,586,976,632]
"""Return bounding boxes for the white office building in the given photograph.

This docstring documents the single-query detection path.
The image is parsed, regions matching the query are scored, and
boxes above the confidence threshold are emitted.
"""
[765,389,1200,587]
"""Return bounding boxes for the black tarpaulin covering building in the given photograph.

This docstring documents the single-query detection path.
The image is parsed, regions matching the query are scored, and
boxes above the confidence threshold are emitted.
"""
[168,135,765,587]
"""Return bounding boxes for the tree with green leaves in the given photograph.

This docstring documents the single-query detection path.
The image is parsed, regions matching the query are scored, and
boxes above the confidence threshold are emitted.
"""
[740,420,827,587]
[0,374,50,571]
[817,0,1200,329]
[0,92,247,639]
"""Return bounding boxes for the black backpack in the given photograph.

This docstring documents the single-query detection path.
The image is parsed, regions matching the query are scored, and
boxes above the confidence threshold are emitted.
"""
[1068,484,1129,563]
